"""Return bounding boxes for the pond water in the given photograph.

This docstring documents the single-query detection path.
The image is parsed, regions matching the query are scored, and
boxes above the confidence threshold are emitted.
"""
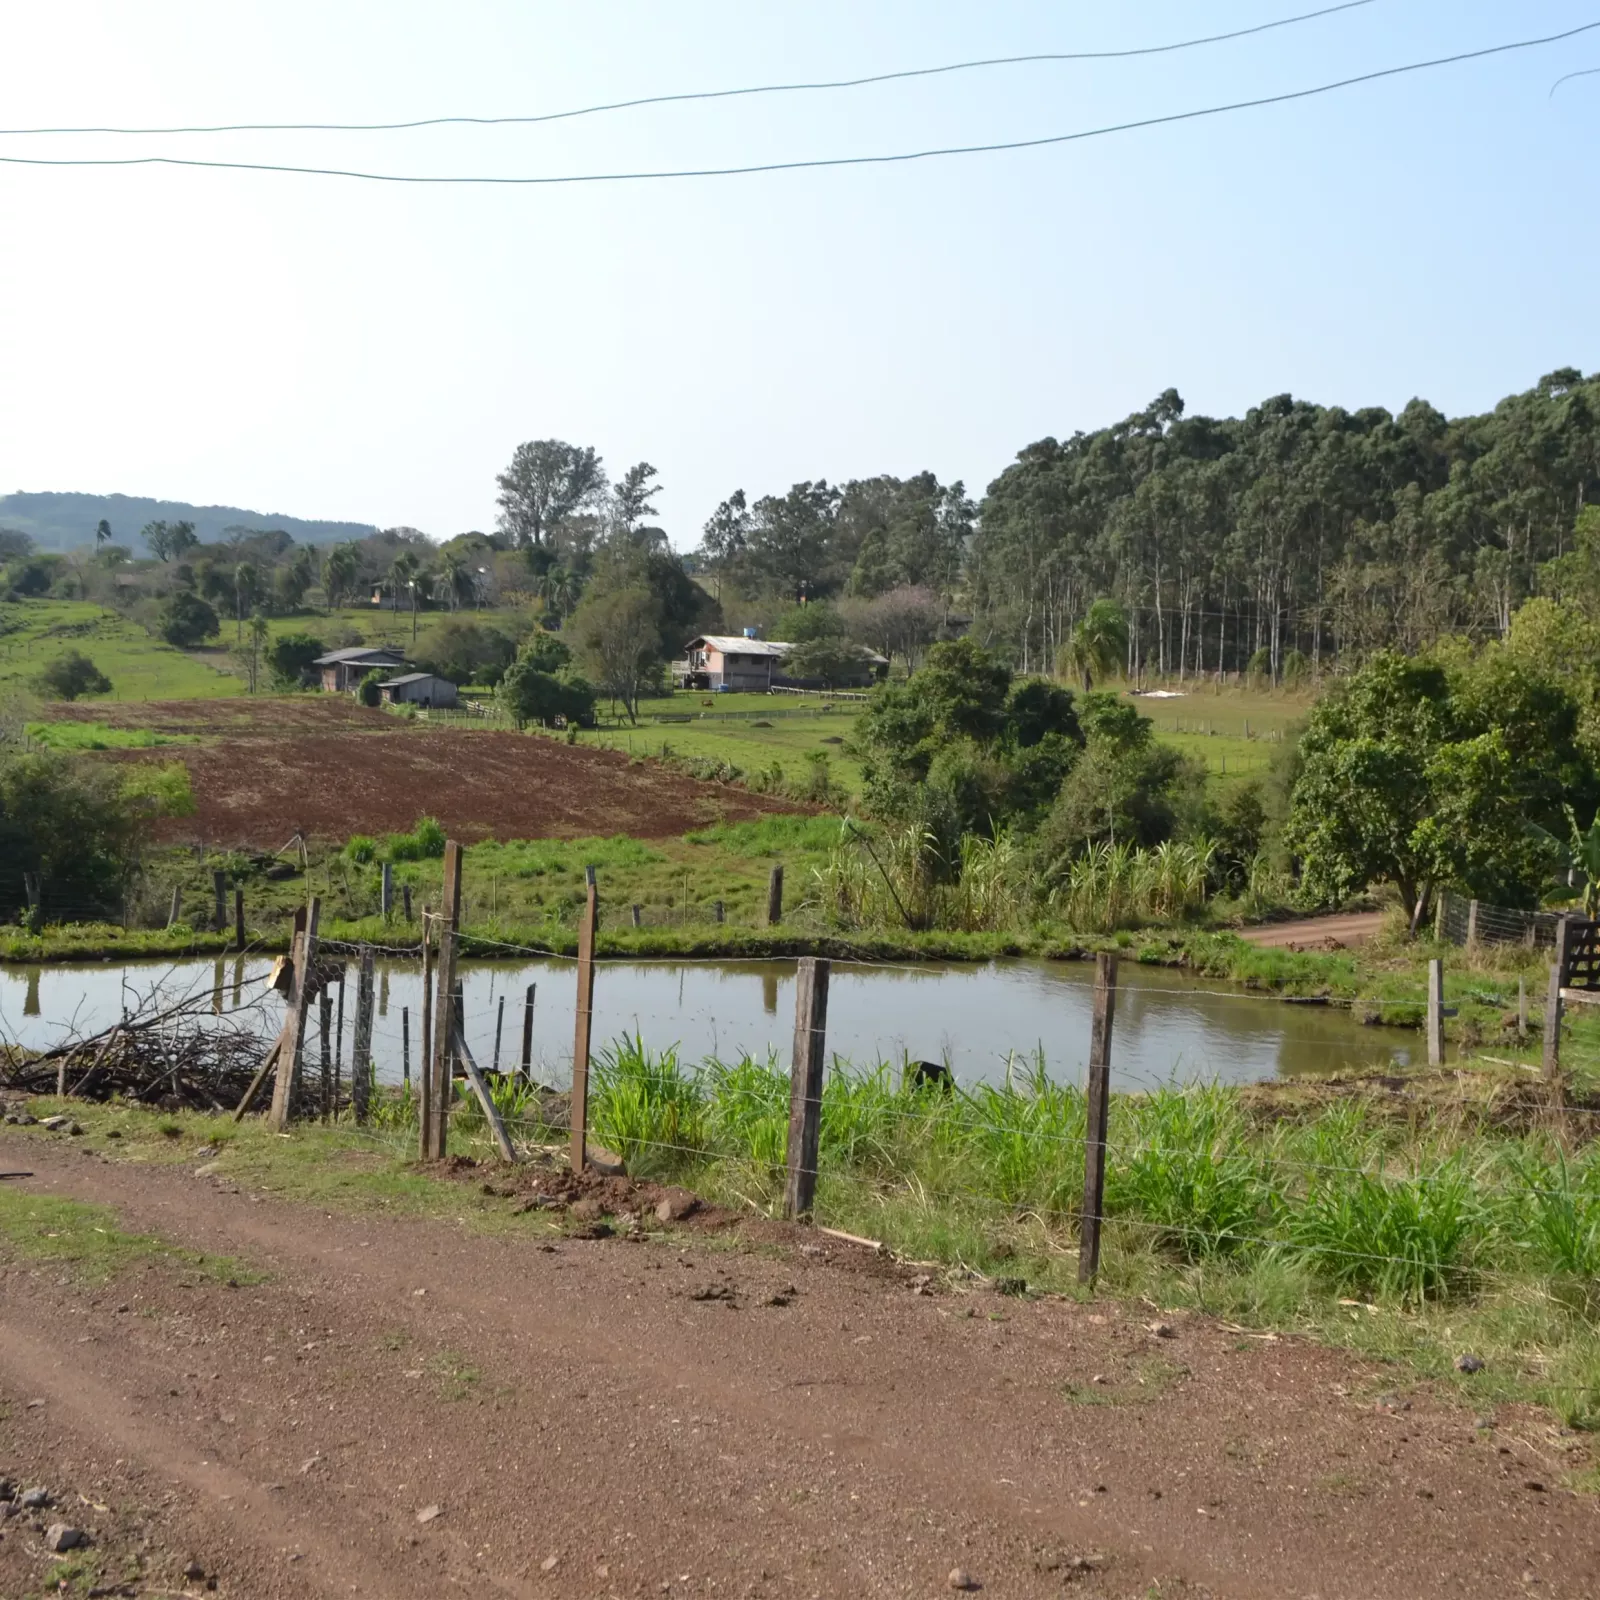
[0,954,1417,1094]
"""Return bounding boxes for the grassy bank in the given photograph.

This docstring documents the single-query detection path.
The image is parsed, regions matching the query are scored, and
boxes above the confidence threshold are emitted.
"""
[10,1056,1598,1456]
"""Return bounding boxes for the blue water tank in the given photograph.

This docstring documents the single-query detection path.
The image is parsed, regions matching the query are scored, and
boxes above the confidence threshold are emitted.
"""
[743,626,759,639]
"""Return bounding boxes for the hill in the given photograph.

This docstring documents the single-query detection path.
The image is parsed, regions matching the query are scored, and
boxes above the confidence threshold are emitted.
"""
[0,490,380,554]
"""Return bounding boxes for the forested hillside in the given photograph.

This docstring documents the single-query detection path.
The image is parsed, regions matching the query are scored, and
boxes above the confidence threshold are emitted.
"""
[0,491,378,554]
[694,367,1600,682]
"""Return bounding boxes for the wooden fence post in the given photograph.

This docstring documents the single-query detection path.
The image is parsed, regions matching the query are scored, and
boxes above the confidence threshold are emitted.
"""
[1466,899,1480,951]
[268,898,320,1131]
[1078,952,1119,1286]
[1518,975,1528,1041]
[403,883,413,921]
[1544,916,1574,1081]
[714,899,725,924]
[630,904,642,927]
[783,956,831,1220]
[1434,889,1447,942]
[402,1004,411,1087]
[491,993,505,1075]
[167,886,182,928]
[767,866,784,927]
[520,983,536,1080]
[333,969,346,1111]
[381,863,394,920]
[419,904,434,1157]
[427,845,464,1160]
[352,945,375,1122]
[213,869,227,932]
[570,867,599,1174]
[1426,958,1444,1067]
[451,1016,517,1162]
[234,886,246,951]
[318,990,333,1121]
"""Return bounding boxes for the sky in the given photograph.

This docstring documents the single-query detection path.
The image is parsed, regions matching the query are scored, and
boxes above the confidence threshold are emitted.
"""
[1,0,1596,550]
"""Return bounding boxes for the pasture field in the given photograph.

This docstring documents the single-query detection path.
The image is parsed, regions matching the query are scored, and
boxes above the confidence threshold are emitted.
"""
[0,599,242,700]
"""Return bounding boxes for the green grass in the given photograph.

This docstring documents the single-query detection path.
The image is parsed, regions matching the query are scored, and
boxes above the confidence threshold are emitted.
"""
[576,704,866,800]
[0,1185,254,1285]
[0,599,243,700]
[24,719,197,750]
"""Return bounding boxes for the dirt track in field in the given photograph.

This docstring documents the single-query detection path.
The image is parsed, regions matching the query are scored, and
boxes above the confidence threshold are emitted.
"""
[1,1133,1596,1599]
[68,698,805,847]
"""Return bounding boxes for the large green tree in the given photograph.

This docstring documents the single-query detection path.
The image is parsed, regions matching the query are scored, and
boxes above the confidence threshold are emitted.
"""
[495,439,607,549]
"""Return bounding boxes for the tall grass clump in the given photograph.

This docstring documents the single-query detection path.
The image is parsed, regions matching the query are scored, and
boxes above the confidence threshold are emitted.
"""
[1050,840,1214,933]
[702,1053,790,1193]
[1281,1156,1484,1303]
[1106,1085,1273,1257]
[589,1036,707,1175]
[385,815,447,862]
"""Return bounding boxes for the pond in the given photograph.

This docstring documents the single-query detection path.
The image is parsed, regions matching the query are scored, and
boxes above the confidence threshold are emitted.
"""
[0,954,1418,1094]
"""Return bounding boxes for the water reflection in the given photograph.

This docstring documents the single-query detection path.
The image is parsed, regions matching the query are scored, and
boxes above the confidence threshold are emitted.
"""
[0,955,1414,1094]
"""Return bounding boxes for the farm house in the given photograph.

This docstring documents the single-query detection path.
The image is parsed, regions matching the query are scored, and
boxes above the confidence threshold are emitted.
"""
[314,645,407,693]
[675,633,886,691]
[379,671,458,708]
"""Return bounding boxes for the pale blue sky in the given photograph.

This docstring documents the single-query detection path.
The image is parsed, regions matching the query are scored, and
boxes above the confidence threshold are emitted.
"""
[1,1,1595,547]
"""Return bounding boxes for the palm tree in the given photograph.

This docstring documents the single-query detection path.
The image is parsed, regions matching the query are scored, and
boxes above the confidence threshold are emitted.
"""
[540,565,581,619]
[390,552,421,633]
[323,543,359,610]
[247,610,270,693]
[437,552,474,612]
[1060,598,1129,690]
[94,518,111,553]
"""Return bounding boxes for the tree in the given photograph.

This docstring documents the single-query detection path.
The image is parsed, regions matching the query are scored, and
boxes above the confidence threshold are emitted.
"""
[855,585,943,672]
[275,547,315,612]
[613,462,662,534]
[495,440,607,549]
[1060,599,1129,690]
[786,636,868,687]
[497,654,596,729]
[94,518,111,552]
[159,591,220,648]
[240,610,270,692]
[267,631,324,688]
[414,618,517,686]
[323,543,360,608]
[142,519,198,563]
[1283,651,1595,915]
[34,650,111,700]
[538,565,581,619]
[357,669,384,707]
[233,561,261,641]
[570,582,664,722]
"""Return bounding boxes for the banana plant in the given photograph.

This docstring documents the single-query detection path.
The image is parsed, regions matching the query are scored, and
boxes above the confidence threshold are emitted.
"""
[1564,805,1600,919]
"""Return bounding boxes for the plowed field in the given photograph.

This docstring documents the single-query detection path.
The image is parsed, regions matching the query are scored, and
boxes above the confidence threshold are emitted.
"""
[84,699,805,847]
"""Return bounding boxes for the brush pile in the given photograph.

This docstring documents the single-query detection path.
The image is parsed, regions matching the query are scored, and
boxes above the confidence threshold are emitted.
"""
[1,975,315,1115]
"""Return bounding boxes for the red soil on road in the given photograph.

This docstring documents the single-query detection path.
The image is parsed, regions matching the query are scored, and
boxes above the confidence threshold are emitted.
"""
[1238,912,1387,950]
[1,1132,1594,1598]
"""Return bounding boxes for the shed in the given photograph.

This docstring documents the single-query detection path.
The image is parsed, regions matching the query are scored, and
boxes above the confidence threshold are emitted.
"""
[380,672,458,708]
[314,646,407,693]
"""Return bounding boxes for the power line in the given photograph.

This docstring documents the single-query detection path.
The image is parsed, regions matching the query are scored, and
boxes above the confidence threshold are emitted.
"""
[0,2,1378,137]
[1549,64,1600,96]
[0,20,1588,189]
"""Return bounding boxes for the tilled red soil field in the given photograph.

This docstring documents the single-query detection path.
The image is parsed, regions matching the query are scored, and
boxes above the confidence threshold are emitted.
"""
[51,696,393,738]
[2,1134,1596,1599]
[111,725,802,846]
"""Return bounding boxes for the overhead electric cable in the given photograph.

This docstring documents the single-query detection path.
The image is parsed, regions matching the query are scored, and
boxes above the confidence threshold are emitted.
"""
[0,20,1590,187]
[0,2,1377,136]
[1549,64,1600,95]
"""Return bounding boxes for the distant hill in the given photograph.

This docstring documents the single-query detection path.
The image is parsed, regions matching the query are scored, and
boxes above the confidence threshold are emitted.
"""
[0,491,381,554]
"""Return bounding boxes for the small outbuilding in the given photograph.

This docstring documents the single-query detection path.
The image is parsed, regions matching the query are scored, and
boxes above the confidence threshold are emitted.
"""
[314,646,407,693]
[379,672,458,708]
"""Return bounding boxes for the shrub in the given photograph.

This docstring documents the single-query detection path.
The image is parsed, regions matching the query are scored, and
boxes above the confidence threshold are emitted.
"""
[268,631,324,688]
[159,591,220,648]
[34,650,111,701]
[345,835,378,864]
[357,669,383,707]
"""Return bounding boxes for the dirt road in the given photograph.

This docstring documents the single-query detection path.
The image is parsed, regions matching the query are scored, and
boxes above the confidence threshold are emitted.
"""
[1,1136,1594,1598]
[1237,913,1387,950]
